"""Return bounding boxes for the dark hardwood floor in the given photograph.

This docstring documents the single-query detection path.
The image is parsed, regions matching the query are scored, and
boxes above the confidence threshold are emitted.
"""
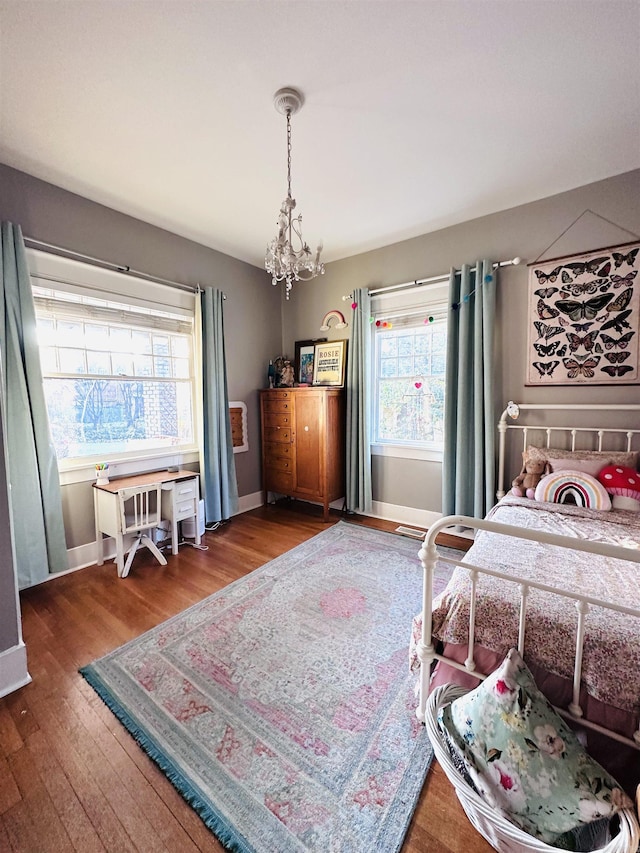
[0,501,493,852]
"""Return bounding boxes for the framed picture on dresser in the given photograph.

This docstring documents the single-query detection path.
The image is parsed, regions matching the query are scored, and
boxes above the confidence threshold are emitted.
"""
[294,338,325,385]
[312,340,347,387]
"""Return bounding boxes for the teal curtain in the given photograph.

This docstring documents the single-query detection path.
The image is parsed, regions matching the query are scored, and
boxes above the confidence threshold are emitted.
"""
[200,288,238,522]
[442,260,496,519]
[0,222,68,588]
[346,287,372,513]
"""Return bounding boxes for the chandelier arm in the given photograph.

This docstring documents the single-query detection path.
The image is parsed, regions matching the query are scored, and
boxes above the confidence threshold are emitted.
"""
[289,214,308,253]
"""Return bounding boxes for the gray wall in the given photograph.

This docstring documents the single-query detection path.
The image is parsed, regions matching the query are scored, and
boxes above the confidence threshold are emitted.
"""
[0,163,282,550]
[283,169,640,512]
[1,163,639,540]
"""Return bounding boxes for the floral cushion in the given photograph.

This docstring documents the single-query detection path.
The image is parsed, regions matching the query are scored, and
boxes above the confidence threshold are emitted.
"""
[437,648,633,846]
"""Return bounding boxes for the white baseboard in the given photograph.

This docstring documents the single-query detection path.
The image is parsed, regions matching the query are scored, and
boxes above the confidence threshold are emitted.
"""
[48,536,119,579]
[236,491,264,514]
[368,501,475,539]
[0,641,31,699]
[369,500,442,530]
[236,493,439,531]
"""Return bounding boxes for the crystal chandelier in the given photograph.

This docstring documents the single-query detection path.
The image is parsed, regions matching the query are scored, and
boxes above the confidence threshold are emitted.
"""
[265,87,324,299]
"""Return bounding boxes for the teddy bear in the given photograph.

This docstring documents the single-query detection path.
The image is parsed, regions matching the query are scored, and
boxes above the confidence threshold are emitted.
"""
[511,449,549,499]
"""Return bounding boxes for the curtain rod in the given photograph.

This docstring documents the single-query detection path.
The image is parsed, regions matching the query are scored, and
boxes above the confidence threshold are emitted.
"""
[23,235,208,296]
[368,256,522,296]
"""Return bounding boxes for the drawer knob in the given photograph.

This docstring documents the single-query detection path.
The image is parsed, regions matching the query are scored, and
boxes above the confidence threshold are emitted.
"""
[304,425,309,431]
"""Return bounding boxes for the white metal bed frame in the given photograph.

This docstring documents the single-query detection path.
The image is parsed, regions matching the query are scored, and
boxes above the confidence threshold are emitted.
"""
[415,402,640,750]
[497,401,640,500]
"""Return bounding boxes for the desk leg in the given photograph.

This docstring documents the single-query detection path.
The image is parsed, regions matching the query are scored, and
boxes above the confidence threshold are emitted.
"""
[171,517,179,556]
[94,489,104,567]
[115,534,125,578]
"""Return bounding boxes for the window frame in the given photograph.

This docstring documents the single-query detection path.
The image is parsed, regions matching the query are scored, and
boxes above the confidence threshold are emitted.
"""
[27,249,200,484]
[370,282,448,462]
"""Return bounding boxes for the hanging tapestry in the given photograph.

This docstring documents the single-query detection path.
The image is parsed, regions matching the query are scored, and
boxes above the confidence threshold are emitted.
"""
[526,242,640,386]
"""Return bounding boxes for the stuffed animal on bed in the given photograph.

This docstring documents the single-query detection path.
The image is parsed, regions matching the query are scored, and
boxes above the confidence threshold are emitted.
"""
[511,450,549,499]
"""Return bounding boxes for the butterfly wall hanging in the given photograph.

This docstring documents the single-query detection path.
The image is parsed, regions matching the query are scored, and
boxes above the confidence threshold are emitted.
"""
[526,242,640,386]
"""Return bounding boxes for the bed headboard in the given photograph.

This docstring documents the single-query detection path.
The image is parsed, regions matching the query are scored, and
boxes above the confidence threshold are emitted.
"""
[496,401,640,500]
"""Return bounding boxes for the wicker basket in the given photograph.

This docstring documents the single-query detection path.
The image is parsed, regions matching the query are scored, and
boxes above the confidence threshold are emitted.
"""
[425,684,640,853]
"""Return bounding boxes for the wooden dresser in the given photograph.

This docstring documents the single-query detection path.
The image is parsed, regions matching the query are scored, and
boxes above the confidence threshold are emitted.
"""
[259,387,346,521]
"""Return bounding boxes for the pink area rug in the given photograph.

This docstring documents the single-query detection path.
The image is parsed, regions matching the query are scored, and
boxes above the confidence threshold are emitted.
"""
[80,521,459,852]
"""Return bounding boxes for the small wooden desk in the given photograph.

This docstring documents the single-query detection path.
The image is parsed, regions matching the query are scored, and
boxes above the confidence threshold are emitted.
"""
[93,470,201,576]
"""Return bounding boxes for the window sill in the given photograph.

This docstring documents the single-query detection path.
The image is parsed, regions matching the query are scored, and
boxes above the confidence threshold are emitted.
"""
[371,444,443,462]
[58,449,200,486]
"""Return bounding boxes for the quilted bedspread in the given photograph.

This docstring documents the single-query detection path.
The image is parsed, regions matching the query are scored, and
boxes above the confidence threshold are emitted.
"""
[411,495,640,713]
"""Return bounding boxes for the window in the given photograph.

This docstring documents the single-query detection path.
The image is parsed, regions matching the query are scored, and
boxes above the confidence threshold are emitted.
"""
[372,283,447,456]
[29,250,197,469]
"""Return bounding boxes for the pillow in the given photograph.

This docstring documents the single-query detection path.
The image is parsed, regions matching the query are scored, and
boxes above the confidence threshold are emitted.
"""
[534,470,612,510]
[598,465,640,512]
[525,446,639,478]
[437,648,632,846]
[549,456,620,478]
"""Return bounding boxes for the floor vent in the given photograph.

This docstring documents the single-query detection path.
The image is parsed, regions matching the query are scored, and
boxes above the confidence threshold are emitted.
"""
[395,525,426,540]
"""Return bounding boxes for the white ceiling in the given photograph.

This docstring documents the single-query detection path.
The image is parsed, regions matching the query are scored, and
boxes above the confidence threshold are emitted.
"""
[1,1,639,269]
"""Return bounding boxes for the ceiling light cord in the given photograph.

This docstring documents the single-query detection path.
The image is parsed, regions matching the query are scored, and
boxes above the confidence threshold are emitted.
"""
[286,109,293,201]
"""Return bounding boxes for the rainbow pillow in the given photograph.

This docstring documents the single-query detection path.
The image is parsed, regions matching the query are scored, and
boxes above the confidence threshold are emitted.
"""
[534,471,612,511]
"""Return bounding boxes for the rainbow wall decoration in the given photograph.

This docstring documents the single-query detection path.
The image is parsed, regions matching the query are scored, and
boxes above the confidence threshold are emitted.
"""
[534,471,611,511]
[320,310,348,331]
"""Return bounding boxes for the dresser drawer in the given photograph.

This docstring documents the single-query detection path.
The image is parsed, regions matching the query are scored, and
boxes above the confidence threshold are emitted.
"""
[263,426,291,443]
[265,455,293,473]
[263,412,293,429]
[264,468,293,494]
[263,396,293,414]
[264,441,293,461]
